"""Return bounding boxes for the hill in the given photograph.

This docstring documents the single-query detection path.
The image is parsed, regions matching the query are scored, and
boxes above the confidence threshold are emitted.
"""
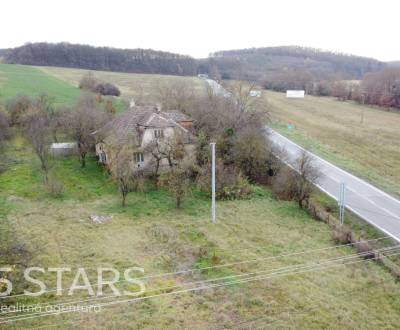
[3,42,198,76]
[208,46,385,81]
[0,63,81,106]
[388,61,400,67]
[0,63,205,109]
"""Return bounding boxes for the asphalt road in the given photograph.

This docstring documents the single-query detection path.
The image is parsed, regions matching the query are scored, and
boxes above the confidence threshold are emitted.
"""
[202,77,400,242]
[269,130,400,242]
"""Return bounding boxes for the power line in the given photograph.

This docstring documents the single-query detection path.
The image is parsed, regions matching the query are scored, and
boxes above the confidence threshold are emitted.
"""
[0,236,390,300]
[3,249,400,325]
[4,244,396,317]
[2,244,398,324]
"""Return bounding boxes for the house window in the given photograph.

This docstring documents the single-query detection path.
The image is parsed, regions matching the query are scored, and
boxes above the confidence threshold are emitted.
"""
[134,152,144,164]
[100,152,107,164]
[154,129,164,139]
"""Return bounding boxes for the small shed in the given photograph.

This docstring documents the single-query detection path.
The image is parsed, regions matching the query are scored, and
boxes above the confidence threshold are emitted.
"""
[50,142,78,156]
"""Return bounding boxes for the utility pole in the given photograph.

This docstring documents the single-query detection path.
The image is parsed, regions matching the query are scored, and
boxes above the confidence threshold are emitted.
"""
[339,182,346,225]
[210,142,216,223]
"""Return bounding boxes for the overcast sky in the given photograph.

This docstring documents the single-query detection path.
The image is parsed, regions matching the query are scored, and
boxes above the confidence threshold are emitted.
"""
[1,0,398,61]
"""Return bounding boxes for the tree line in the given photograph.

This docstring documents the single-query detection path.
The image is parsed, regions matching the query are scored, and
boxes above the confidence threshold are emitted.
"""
[209,46,385,81]
[315,68,400,109]
[3,43,198,76]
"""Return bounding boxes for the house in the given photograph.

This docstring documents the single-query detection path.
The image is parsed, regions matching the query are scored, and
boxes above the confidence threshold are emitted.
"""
[94,105,195,171]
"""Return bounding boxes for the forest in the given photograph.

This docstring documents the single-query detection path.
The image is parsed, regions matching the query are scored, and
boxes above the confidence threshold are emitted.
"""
[3,42,198,76]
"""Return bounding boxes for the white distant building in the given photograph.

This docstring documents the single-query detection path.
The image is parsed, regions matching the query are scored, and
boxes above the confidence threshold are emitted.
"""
[249,90,261,97]
[286,90,305,98]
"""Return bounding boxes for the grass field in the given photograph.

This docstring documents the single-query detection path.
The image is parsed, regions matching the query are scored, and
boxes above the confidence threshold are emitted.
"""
[0,64,81,106]
[1,136,400,329]
[38,65,206,104]
[265,91,400,197]
[0,64,206,112]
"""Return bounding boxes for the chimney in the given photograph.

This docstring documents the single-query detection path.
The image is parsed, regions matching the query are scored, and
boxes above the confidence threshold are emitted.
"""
[155,103,162,113]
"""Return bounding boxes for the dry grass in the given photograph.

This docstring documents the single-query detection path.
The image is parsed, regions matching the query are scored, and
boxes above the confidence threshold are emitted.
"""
[38,66,206,104]
[265,90,400,197]
[2,138,400,329]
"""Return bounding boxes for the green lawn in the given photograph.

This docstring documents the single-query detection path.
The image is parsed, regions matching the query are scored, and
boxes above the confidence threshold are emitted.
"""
[0,64,81,106]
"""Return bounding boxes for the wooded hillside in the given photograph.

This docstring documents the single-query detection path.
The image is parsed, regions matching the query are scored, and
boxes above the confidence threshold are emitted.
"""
[3,43,198,76]
[208,46,385,81]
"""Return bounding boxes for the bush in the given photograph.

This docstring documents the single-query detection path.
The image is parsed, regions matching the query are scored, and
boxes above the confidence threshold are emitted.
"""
[271,167,297,201]
[197,162,251,200]
[355,240,375,259]
[79,72,120,96]
[0,110,11,148]
[233,129,269,181]
[94,83,121,96]
[6,94,33,126]
[79,72,98,91]
[331,224,353,244]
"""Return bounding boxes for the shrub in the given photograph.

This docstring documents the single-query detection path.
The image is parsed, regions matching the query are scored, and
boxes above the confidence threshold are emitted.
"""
[272,167,297,200]
[0,109,11,148]
[79,72,98,91]
[94,83,121,96]
[6,94,33,126]
[355,240,375,259]
[79,72,120,96]
[197,162,251,200]
[331,224,353,244]
[233,129,269,181]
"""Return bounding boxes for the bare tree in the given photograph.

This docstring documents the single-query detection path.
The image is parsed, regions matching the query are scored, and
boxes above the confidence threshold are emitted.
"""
[22,109,52,182]
[145,135,187,173]
[159,164,191,208]
[144,139,166,175]
[155,81,195,112]
[273,150,321,208]
[294,151,321,208]
[79,72,98,91]
[224,80,270,116]
[108,138,144,207]
[63,95,108,168]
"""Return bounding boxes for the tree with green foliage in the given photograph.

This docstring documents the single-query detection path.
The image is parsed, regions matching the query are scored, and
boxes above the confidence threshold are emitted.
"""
[233,129,269,181]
